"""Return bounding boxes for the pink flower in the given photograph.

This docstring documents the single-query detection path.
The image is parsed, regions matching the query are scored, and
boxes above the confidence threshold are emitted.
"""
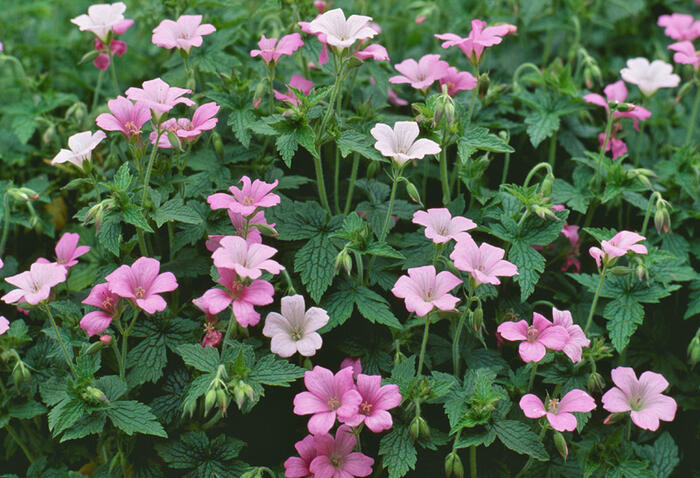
[284,435,319,478]
[387,87,408,106]
[308,8,377,49]
[355,44,389,61]
[150,102,219,145]
[250,33,304,64]
[602,367,677,431]
[52,131,106,169]
[211,235,284,280]
[583,81,651,130]
[340,357,362,379]
[96,38,127,56]
[341,374,402,433]
[193,268,274,327]
[112,18,133,35]
[435,19,517,64]
[391,265,461,317]
[0,316,9,335]
[71,2,126,42]
[105,257,178,314]
[370,121,441,167]
[96,96,151,138]
[93,52,110,70]
[450,236,518,286]
[207,176,280,217]
[205,210,272,251]
[42,232,90,270]
[2,262,67,305]
[588,230,648,267]
[389,54,449,91]
[149,118,180,148]
[293,366,362,434]
[551,307,590,363]
[520,389,596,431]
[201,326,222,348]
[439,66,477,96]
[274,75,314,106]
[310,425,374,477]
[152,15,216,53]
[668,41,700,70]
[497,313,569,362]
[598,130,628,160]
[80,283,119,336]
[263,295,329,357]
[561,225,580,251]
[125,78,195,116]
[412,208,476,244]
[298,21,329,66]
[657,13,700,41]
[620,58,680,97]
[314,1,328,13]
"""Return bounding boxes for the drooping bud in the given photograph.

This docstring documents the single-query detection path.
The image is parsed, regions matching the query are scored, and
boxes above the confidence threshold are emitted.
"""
[687,334,700,368]
[554,431,568,460]
[217,388,229,414]
[409,415,424,441]
[334,248,352,276]
[540,172,554,197]
[83,386,108,404]
[472,307,483,332]
[405,180,422,205]
[444,452,464,478]
[204,388,218,415]
[211,131,224,160]
[99,335,112,345]
[587,371,605,393]
[477,73,490,97]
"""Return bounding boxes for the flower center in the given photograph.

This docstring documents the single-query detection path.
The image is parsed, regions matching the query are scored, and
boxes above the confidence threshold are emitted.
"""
[422,289,434,301]
[327,396,341,410]
[243,196,255,206]
[124,121,141,135]
[526,326,539,342]
[291,327,303,341]
[31,281,40,293]
[629,394,645,411]
[102,296,115,312]
[546,398,560,413]
[360,401,373,415]
[330,455,344,468]
[134,287,146,299]
[229,282,244,299]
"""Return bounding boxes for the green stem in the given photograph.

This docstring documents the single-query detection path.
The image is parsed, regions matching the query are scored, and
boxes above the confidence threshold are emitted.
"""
[0,193,11,256]
[312,153,331,213]
[452,291,473,377]
[625,418,632,441]
[5,424,34,463]
[343,154,360,214]
[353,250,364,285]
[44,305,76,376]
[417,315,431,377]
[120,310,139,382]
[141,123,163,208]
[584,265,607,334]
[440,128,451,206]
[267,63,276,115]
[318,53,345,141]
[523,162,553,189]
[470,445,477,478]
[634,113,646,166]
[467,65,480,123]
[527,362,538,391]
[596,110,615,186]
[641,191,661,237]
[548,130,557,170]
[136,230,148,256]
[378,169,400,242]
[91,69,105,112]
[110,340,124,380]
[501,150,511,184]
[333,146,341,214]
[221,308,238,357]
[685,81,700,146]
[282,269,296,294]
[108,53,120,95]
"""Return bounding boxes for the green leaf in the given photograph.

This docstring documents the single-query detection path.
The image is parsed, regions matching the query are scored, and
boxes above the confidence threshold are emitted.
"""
[294,234,337,303]
[249,354,305,387]
[98,214,121,256]
[458,126,514,162]
[60,413,106,442]
[276,132,298,168]
[493,420,548,461]
[363,241,405,259]
[48,398,85,437]
[524,110,559,148]
[633,432,679,478]
[9,400,47,419]
[337,129,388,162]
[355,287,403,329]
[227,109,254,148]
[156,432,245,477]
[604,294,644,353]
[114,163,132,190]
[295,123,318,159]
[509,241,545,301]
[551,178,590,213]
[107,400,167,438]
[152,197,203,228]
[176,343,221,373]
[379,427,417,478]
[122,205,154,233]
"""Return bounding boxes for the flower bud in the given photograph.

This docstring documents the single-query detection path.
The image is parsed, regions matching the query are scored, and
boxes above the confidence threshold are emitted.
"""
[405,180,422,205]
[217,388,229,414]
[183,399,197,418]
[83,386,108,404]
[472,307,483,332]
[540,173,554,197]
[635,262,649,282]
[86,340,105,355]
[366,161,380,178]
[444,452,464,478]
[533,205,558,220]
[409,415,424,441]
[603,412,625,426]
[587,371,605,392]
[554,431,568,460]
[608,266,633,276]
[241,469,264,478]
[477,73,490,97]
[99,335,112,345]
[334,248,352,276]
[204,388,218,414]
[12,362,31,387]
[687,335,700,368]
[211,131,224,160]
[434,86,456,127]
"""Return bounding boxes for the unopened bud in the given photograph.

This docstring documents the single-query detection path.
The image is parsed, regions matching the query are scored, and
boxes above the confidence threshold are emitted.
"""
[335,249,352,276]
[554,431,568,460]
[635,263,649,282]
[83,386,108,404]
[405,180,422,205]
[204,388,217,414]
[533,205,557,220]
[687,334,700,367]
[608,266,633,276]
[587,371,605,392]
[477,73,490,97]
[99,334,112,345]
[366,161,380,178]
[603,412,625,426]
[409,416,425,441]
[183,398,197,418]
[217,388,229,414]
[253,222,278,237]
[86,340,105,354]
[540,173,554,197]
[472,307,483,332]
[211,131,224,159]
[444,452,464,478]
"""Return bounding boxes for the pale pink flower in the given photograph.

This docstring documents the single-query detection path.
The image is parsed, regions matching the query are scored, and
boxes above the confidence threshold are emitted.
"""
[439,66,477,96]
[80,283,119,336]
[263,295,329,357]
[125,78,194,116]
[657,13,700,41]
[208,176,280,216]
[293,366,362,434]
[193,268,274,327]
[310,425,374,478]
[2,262,67,305]
[149,118,180,148]
[100,334,112,344]
[284,435,319,478]
[412,208,476,244]
[112,18,133,35]
[71,2,126,42]
[96,96,151,138]
[551,307,590,363]
[588,231,647,267]
[52,131,106,169]
[560,225,581,273]
[370,121,441,167]
[497,313,568,363]
[668,41,700,69]
[583,81,651,130]
[36,232,90,270]
[152,15,216,53]
[298,21,329,66]
[211,235,284,280]
[340,357,362,379]
[415,16,427,24]
[205,211,271,251]
[520,389,596,431]
[391,265,461,317]
[105,257,178,314]
[341,374,402,433]
[355,44,389,61]
[620,58,680,97]
[308,8,377,49]
[274,75,314,105]
[172,102,220,139]
[0,316,9,335]
[250,33,304,64]
[387,87,408,106]
[389,54,449,90]
[450,236,518,286]
[435,19,517,64]
[602,367,677,431]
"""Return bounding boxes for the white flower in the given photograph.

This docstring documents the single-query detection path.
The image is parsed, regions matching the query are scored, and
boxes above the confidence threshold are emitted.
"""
[308,8,378,49]
[52,131,106,169]
[620,58,680,97]
[370,121,441,167]
[71,2,127,42]
[263,295,329,357]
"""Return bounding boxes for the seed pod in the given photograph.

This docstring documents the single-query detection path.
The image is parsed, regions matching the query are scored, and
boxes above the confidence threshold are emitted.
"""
[409,416,422,441]
[444,452,464,478]
[554,431,568,460]
[204,388,218,414]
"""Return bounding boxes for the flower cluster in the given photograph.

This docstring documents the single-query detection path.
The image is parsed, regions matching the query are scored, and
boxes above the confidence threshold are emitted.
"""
[71,1,133,70]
